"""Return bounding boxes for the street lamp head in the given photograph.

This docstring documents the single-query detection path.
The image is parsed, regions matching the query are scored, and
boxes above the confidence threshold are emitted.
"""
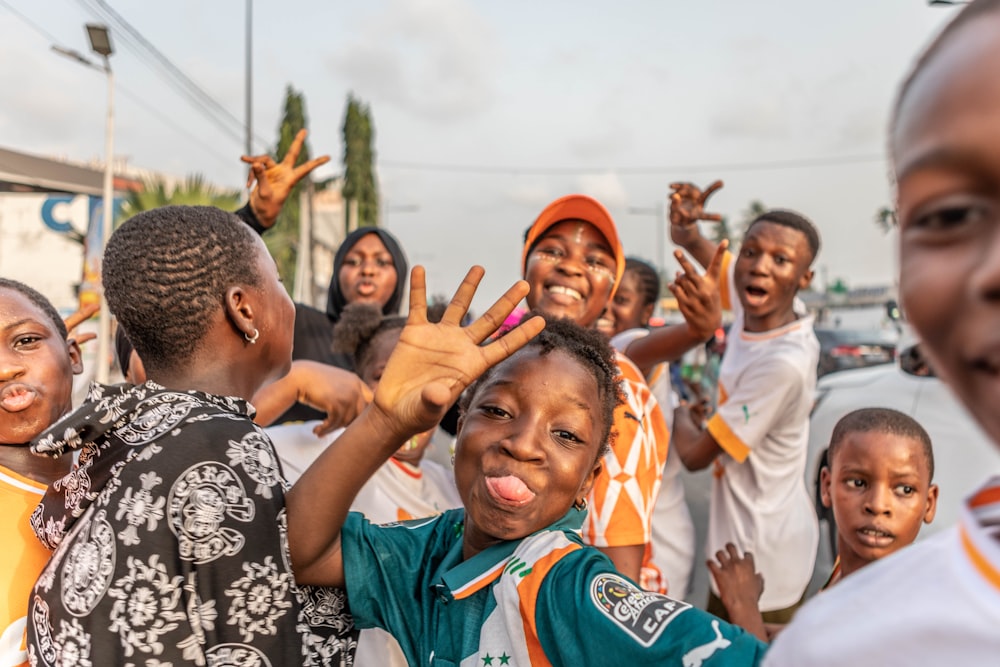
[85,24,113,57]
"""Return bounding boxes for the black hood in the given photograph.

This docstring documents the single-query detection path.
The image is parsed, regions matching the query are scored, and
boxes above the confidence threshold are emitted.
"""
[326,226,409,321]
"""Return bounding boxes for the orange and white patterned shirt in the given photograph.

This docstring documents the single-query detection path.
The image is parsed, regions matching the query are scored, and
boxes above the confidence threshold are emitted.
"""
[583,351,669,590]
[0,465,49,667]
[765,477,1000,665]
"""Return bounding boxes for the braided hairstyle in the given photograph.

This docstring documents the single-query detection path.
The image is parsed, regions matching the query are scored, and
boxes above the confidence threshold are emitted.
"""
[103,206,261,372]
[624,257,660,309]
[460,316,624,460]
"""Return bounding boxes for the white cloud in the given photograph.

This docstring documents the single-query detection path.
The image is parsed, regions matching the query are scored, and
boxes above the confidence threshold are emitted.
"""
[327,0,497,121]
[573,172,628,209]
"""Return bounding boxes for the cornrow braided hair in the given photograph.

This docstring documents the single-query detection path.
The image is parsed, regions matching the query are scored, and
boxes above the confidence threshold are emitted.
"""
[624,257,660,308]
[461,315,624,460]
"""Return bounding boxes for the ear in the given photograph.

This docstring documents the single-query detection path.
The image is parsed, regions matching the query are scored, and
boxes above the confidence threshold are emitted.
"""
[819,465,833,508]
[66,339,84,376]
[798,267,814,292]
[923,483,939,524]
[224,285,257,341]
[578,457,604,503]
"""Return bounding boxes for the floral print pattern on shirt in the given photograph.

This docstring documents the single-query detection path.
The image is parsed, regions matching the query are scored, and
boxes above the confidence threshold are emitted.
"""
[27,381,356,666]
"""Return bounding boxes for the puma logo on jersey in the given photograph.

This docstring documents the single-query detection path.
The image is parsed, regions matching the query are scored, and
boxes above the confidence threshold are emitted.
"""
[682,619,731,667]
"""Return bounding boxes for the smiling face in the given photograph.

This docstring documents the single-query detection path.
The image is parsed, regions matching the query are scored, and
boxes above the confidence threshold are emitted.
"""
[524,220,617,327]
[454,347,604,557]
[338,233,399,310]
[0,288,82,445]
[733,220,813,332]
[892,10,1000,445]
[609,269,654,335]
[821,430,937,578]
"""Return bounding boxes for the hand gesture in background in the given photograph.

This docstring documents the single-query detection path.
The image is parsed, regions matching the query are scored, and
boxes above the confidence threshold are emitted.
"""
[669,180,724,243]
[241,128,331,229]
[369,266,545,443]
[63,302,99,347]
[670,240,726,343]
[708,543,769,642]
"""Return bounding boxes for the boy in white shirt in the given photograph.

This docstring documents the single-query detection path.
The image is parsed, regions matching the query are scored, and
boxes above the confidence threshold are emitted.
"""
[669,186,821,623]
[766,1,1000,662]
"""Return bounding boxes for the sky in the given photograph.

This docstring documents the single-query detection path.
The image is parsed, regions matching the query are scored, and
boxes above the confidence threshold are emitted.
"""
[0,0,961,312]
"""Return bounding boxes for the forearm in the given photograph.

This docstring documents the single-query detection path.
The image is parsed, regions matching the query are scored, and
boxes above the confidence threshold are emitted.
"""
[673,229,719,271]
[234,203,268,235]
[672,406,721,471]
[723,597,769,643]
[251,368,301,426]
[623,323,708,370]
[286,405,407,585]
[597,543,645,583]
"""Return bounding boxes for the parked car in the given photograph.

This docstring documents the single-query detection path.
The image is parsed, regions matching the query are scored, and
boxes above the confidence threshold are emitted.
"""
[805,335,1000,589]
[814,327,898,377]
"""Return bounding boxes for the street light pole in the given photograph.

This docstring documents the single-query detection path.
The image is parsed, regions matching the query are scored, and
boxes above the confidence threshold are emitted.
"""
[86,24,115,385]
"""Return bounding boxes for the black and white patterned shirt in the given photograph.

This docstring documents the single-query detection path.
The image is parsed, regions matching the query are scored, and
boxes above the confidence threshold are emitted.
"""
[27,381,357,666]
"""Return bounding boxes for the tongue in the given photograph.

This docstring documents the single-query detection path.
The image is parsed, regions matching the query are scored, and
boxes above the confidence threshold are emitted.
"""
[487,475,535,505]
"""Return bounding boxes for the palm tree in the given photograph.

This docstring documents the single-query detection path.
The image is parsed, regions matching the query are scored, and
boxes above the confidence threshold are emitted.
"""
[119,174,242,222]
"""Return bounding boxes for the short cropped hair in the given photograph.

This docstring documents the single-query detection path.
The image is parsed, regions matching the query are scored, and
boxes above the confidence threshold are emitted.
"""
[624,257,660,309]
[0,278,67,339]
[828,407,935,481]
[103,206,261,371]
[460,317,624,460]
[747,209,821,264]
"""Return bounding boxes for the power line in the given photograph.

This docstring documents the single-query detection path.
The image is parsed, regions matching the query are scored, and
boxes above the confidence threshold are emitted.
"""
[74,0,270,151]
[1,1,238,169]
[379,153,887,176]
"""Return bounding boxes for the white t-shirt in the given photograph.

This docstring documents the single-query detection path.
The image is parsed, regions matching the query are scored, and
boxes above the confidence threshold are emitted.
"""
[704,254,819,611]
[765,477,1000,665]
[266,421,462,667]
[611,327,696,600]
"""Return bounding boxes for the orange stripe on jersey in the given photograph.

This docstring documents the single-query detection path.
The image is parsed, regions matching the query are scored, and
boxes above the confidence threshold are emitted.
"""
[452,562,507,600]
[519,543,582,666]
[720,251,732,312]
[718,382,729,406]
[707,413,751,463]
[968,485,1000,509]
[388,458,423,479]
[739,320,805,342]
[960,524,1000,594]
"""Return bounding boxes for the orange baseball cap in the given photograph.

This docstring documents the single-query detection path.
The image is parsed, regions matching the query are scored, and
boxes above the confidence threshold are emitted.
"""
[521,194,626,296]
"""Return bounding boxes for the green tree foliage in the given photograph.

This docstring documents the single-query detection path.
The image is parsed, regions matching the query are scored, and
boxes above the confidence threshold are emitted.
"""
[341,93,379,230]
[266,86,314,289]
[874,205,897,234]
[710,216,734,245]
[119,174,241,222]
